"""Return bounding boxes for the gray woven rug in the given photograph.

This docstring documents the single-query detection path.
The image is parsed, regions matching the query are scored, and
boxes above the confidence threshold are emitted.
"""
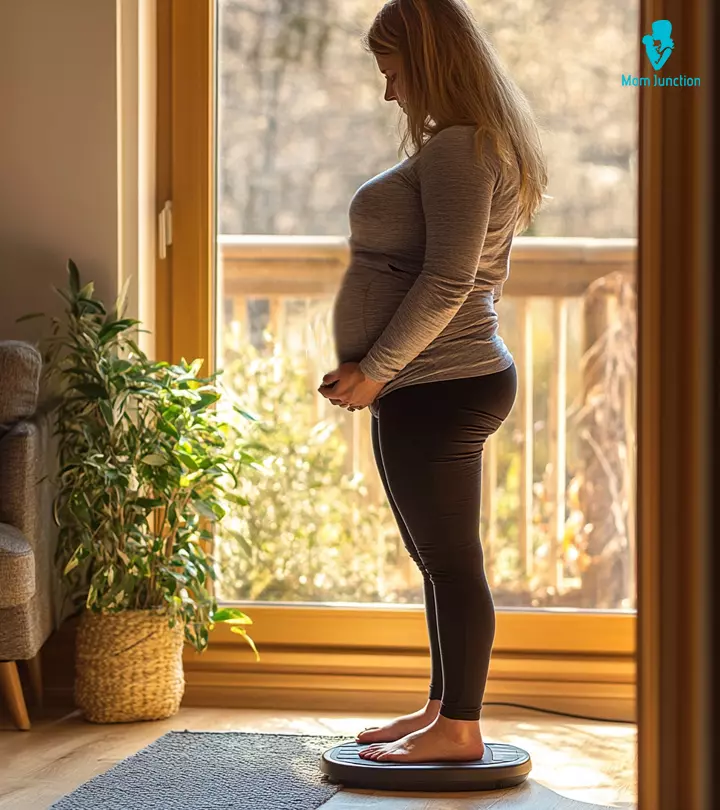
[50,731,350,809]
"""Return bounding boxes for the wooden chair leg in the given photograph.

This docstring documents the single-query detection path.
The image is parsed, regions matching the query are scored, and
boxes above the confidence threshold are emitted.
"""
[0,661,31,730]
[25,651,43,708]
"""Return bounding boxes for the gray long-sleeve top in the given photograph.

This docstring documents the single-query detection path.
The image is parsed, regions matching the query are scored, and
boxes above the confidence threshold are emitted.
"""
[332,124,520,418]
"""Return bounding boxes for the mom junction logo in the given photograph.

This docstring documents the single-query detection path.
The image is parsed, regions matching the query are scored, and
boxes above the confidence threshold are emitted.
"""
[622,20,701,87]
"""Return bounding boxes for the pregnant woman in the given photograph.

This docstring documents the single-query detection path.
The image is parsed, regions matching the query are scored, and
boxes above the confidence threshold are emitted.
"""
[318,0,547,764]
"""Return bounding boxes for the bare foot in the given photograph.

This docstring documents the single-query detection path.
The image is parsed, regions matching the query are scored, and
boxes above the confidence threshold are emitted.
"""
[355,700,441,744]
[357,714,485,763]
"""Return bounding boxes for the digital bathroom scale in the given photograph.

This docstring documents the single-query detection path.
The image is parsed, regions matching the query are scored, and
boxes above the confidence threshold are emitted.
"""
[320,740,532,792]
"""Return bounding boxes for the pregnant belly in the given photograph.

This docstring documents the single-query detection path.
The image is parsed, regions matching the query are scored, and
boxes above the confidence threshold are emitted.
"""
[333,265,411,363]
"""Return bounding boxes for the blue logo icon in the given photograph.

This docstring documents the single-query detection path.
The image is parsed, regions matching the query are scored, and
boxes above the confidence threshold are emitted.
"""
[623,19,699,86]
[641,20,674,71]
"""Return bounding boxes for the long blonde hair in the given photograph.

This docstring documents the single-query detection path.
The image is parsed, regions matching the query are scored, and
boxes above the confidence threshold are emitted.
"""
[362,0,548,234]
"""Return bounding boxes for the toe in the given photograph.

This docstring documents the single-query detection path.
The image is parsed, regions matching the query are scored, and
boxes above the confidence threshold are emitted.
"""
[356,726,380,741]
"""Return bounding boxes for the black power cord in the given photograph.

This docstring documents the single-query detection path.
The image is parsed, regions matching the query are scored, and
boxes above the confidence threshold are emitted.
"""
[481,701,634,725]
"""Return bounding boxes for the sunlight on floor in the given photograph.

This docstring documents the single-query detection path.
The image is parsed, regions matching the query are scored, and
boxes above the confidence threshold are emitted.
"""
[0,705,636,810]
[205,707,637,808]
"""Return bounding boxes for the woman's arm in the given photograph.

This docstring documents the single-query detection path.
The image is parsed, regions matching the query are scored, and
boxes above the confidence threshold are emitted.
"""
[358,127,497,384]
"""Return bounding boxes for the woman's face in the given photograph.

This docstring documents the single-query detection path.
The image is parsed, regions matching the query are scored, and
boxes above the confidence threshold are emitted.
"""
[375,51,407,111]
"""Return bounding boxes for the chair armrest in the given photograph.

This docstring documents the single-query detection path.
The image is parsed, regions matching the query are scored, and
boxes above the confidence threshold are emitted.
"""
[0,419,44,545]
[0,523,35,608]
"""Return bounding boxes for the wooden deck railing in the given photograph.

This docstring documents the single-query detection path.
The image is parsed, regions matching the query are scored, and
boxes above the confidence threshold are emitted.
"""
[218,235,637,607]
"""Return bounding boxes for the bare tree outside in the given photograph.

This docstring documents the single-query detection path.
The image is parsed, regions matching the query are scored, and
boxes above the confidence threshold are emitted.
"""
[218,0,638,239]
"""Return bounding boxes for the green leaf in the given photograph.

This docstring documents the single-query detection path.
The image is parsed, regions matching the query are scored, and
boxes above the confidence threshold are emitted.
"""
[233,404,260,422]
[230,627,260,660]
[135,497,163,509]
[72,382,107,399]
[68,259,81,295]
[212,607,253,624]
[63,548,81,575]
[99,400,114,426]
[176,451,199,471]
[223,491,249,507]
[141,454,167,467]
[77,298,107,315]
[190,392,221,412]
[126,338,145,357]
[189,359,205,377]
[191,499,216,520]
[16,312,45,323]
[66,365,103,381]
[99,319,140,344]
[170,388,201,402]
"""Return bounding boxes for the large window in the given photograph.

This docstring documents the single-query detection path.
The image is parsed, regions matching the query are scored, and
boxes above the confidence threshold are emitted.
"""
[210,0,638,613]
[158,0,637,714]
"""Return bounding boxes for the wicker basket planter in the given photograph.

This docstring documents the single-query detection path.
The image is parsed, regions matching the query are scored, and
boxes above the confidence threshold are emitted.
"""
[74,609,186,723]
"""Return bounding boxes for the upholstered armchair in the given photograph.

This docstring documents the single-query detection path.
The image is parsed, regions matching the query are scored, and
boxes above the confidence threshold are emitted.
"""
[0,341,60,729]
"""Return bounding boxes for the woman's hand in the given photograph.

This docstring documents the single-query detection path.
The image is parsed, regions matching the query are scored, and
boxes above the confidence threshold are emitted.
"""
[318,362,386,411]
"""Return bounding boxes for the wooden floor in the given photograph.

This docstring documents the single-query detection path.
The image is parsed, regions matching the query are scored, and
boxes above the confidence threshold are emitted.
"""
[0,705,637,810]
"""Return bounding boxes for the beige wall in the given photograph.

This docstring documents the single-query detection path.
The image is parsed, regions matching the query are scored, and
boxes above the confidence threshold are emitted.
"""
[0,0,120,342]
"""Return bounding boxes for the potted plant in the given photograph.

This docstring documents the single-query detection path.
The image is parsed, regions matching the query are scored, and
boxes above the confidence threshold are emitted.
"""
[27,261,267,723]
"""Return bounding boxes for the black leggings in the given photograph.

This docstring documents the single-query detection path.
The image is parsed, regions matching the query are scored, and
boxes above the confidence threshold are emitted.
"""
[370,363,518,721]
